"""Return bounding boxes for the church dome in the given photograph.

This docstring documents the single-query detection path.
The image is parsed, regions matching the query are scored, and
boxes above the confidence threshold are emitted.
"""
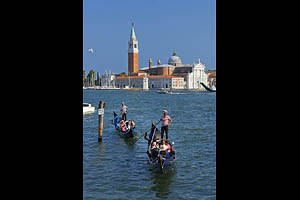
[168,50,182,65]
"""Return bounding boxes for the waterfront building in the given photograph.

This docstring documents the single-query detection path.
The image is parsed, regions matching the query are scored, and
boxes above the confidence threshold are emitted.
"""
[101,72,116,88]
[115,74,148,89]
[140,52,208,89]
[114,23,210,90]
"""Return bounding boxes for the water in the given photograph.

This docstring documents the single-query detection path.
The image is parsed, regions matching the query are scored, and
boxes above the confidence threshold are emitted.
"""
[83,90,216,200]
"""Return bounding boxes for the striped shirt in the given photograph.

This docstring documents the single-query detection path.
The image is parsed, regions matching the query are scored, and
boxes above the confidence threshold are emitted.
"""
[160,115,172,126]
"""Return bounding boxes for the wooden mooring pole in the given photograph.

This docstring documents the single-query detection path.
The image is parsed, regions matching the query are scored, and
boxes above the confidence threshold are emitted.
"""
[98,101,105,142]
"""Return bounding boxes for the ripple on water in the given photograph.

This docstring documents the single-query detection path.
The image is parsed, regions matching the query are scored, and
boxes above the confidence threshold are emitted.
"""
[83,90,216,199]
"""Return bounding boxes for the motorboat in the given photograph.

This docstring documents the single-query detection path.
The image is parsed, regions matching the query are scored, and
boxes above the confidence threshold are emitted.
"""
[156,90,169,94]
[83,103,95,114]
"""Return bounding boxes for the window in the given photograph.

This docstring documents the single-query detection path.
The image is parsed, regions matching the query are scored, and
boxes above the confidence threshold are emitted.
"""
[134,44,137,48]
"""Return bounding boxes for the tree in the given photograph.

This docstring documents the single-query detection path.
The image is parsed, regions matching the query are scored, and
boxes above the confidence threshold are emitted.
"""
[96,72,100,86]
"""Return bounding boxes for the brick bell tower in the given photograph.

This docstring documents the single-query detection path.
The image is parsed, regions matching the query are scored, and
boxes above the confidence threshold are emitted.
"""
[128,23,139,75]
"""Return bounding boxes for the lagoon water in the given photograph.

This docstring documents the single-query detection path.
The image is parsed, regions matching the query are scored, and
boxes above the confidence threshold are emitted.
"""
[83,90,216,200]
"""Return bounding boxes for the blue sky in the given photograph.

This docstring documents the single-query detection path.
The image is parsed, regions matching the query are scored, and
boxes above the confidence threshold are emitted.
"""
[83,0,216,75]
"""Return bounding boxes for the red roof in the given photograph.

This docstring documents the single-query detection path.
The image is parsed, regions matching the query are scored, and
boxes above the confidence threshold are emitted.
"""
[116,75,184,79]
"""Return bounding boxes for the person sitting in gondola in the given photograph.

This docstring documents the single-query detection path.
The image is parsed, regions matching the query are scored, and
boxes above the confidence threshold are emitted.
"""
[166,140,173,156]
[131,120,135,129]
[126,120,131,129]
[160,140,171,158]
[120,120,127,132]
[150,140,160,159]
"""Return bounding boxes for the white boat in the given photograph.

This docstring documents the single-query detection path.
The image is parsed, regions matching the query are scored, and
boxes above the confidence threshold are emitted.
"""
[156,90,169,94]
[83,103,95,114]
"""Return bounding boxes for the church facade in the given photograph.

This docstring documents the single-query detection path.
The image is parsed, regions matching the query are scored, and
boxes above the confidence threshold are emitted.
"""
[114,24,209,89]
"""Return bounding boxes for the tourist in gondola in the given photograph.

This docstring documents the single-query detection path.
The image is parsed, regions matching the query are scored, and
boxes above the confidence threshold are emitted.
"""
[120,120,127,132]
[127,120,131,130]
[165,140,173,155]
[159,140,170,158]
[120,102,128,121]
[131,120,135,129]
[158,110,173,140]
[151,140,159,150]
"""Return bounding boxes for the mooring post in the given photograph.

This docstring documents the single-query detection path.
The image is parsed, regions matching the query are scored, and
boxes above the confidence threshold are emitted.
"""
[98,101,105,142]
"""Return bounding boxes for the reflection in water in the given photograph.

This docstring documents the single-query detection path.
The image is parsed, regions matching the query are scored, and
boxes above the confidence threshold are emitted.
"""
[151,167,176,199]
[96,142,104,165]
[123,138,137,147]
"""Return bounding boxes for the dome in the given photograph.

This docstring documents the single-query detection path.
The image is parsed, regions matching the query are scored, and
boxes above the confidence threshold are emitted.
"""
[168,56,181,64]
[168,50,182,65]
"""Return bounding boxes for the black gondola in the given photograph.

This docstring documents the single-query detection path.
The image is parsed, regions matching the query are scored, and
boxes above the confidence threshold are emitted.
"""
[112,112,137,138]
[145,124,176,173]
[200,82,216,92]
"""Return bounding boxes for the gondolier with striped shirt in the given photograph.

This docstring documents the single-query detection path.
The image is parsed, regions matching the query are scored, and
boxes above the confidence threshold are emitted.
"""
[120,102,128,121]
[159,110,172,140]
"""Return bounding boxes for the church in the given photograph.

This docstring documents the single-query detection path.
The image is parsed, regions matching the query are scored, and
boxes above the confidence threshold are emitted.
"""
[114,23,209,89]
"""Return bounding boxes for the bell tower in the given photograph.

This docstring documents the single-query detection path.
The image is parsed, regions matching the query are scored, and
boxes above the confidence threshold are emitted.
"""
[128,23,139,75]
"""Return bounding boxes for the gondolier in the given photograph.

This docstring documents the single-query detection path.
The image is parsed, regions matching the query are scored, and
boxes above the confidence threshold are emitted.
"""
[158,110,172,140]
[120,102,128,121]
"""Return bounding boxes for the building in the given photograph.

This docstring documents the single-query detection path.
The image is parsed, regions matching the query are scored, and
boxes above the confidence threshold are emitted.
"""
[101,72,116,88]
[114,23,209,89]
[128,23,139,76]
[206,70,216,88]
[115,74,148,89]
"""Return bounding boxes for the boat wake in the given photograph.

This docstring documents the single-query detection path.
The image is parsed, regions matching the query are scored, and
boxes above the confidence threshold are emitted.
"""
[169,92,187,95]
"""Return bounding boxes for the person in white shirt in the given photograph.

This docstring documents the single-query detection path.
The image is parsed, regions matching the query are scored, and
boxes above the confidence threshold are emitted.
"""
[120,102,128,121]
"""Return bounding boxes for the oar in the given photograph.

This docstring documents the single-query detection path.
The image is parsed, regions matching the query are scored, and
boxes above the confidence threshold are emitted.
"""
[134,132,147,142]
[134,121,160,143]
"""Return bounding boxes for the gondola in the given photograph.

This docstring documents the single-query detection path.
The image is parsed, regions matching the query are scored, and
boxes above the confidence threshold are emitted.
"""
[112,112,137,139]
[145,124,176,173]
[200,82,216,92]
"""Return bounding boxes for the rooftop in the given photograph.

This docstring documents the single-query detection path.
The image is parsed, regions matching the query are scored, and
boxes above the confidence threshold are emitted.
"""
[115,75,185,79]
[140,64,195,71]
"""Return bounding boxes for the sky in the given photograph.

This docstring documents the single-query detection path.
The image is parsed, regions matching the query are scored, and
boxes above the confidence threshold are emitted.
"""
[83,0,216,75]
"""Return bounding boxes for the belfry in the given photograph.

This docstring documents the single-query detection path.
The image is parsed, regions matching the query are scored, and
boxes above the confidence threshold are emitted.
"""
[128,23,139,75]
